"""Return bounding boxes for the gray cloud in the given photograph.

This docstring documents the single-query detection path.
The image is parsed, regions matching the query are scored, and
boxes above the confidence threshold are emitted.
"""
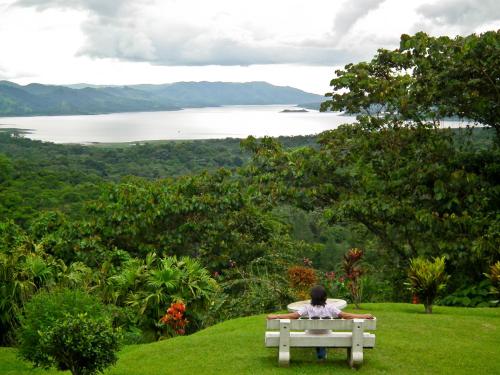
[0,65,8,79]
[15,0,140,16]
[78,17,354,66]
[332,0,386,39]
[20,0,497,68]
[16,0,364,66]
[0,63,36,80]
[417,0,500,31]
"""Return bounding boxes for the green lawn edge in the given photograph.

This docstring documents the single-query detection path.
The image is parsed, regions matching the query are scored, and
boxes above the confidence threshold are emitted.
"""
[2,303,499,375]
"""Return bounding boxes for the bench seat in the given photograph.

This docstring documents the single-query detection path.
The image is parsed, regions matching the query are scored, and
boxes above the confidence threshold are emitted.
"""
[265,331,376,347]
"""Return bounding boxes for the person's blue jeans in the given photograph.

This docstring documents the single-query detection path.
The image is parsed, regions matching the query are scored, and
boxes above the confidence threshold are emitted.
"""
[316,347,327,359]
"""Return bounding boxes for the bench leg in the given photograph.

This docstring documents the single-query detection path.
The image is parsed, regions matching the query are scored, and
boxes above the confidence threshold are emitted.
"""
[347,348,363,368]
[279,348,290,367]
[348,319,364,368]
[279,319,291,367]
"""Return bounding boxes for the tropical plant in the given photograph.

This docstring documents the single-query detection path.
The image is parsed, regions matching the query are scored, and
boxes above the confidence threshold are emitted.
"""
[407,256,450,313]
[104,254,217,338]
[485,261,500,304]
[343,248,364,308]
[159,301,188,337]
[0,221,55,344]
[439,280,492,307]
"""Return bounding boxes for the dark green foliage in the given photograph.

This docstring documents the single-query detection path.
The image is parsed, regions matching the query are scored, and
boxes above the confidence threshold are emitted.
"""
[74,170,298,270]
[17,289,120,375]
[439,280,493,307]
[0,221,56,344]
[243,120,499,298]
[0,131,318,226]
[321,30,500,142]
[100,254,218,337]
[485,261,500,304]
[215,251,297,321]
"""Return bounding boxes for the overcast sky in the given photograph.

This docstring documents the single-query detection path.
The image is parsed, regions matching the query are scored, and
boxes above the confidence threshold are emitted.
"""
[0,0,498,94]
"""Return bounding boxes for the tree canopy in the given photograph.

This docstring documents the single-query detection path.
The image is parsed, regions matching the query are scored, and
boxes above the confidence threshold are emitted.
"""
[321,30,500,142]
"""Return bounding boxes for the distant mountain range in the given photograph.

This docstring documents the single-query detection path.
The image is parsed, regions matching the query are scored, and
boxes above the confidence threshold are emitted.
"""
[0,81,324,117]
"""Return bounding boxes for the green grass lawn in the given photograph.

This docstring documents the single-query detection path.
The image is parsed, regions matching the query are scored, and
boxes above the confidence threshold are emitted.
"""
[1,303,499,375]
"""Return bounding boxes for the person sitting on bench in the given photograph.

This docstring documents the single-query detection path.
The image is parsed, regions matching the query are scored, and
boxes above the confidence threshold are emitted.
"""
[267,285,374,360]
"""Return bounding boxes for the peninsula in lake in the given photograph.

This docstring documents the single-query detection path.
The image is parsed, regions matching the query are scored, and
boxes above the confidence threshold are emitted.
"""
[0,81,324,117]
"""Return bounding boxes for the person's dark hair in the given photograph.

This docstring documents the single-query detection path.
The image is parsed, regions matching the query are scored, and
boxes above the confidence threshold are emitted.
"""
[310,285,327,306]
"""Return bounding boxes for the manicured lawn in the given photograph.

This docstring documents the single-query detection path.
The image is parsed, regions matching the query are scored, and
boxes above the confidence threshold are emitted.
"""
[2,303,499,374]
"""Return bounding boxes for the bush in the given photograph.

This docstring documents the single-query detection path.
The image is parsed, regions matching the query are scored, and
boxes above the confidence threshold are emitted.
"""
[17,289,121,375]
[287,265,317,300]
[485,261,500,305]
[440,280,492,307]
[407,256,449,314]
[218,260,293,320]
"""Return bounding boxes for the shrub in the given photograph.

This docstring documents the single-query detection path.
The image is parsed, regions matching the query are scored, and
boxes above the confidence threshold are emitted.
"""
[287,265,317,300]
[36,313,120,375]
[440,280,492,307]
[485,261,500,305]
[407,256,450,314]
[0,221,55,344]
[218,258,293,321]
[320,271,348,300]
[17,289,121,375]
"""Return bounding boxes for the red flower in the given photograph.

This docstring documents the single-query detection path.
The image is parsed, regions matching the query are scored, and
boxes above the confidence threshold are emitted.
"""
[159,301,188,336]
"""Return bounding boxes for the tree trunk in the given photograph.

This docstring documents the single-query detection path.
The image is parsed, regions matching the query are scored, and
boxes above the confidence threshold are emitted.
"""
[424,303,432,314]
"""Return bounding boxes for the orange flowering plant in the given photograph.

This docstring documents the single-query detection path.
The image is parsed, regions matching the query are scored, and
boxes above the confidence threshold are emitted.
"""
[159,301,188,337]
[288,265,317,300]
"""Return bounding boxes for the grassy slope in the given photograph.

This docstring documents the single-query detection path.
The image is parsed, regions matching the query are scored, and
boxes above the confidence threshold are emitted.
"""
[1,303,499,375]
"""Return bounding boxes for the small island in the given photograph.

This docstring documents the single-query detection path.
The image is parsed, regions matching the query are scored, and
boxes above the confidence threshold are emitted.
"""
[280,109,308,113]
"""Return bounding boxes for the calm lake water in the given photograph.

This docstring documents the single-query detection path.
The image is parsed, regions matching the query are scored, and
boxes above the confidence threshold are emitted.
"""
[0,105,358,144]
[0,105,470,144]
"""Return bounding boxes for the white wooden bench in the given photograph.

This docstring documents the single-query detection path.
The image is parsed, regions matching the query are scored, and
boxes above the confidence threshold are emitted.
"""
[265,318,376,368]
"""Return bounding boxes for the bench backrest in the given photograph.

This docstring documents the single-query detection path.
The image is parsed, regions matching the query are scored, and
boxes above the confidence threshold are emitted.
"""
[266,318,377,331]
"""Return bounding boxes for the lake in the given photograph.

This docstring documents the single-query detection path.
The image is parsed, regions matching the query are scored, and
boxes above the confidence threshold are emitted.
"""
[0,105,470,144]
[0,105,358,144]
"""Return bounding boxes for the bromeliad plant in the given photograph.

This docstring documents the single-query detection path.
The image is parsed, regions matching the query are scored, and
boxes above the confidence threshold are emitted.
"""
[407,256,450,314]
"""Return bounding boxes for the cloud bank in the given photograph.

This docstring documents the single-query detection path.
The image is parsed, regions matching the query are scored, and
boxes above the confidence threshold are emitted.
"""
[14,0,500,67]
[417,0,500,31]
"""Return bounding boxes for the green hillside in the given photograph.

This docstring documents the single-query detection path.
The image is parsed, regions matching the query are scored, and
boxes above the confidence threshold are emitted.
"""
[2,303,499,375]
[0,81,324,116]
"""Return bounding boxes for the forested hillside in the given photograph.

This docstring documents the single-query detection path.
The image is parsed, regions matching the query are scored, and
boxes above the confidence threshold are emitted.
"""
[0,81,323,116]
[0,131,318,224]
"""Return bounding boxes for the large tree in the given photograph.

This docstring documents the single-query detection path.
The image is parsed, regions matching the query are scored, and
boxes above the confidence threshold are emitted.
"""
[321,31,500,142]
[243,121,498,291]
